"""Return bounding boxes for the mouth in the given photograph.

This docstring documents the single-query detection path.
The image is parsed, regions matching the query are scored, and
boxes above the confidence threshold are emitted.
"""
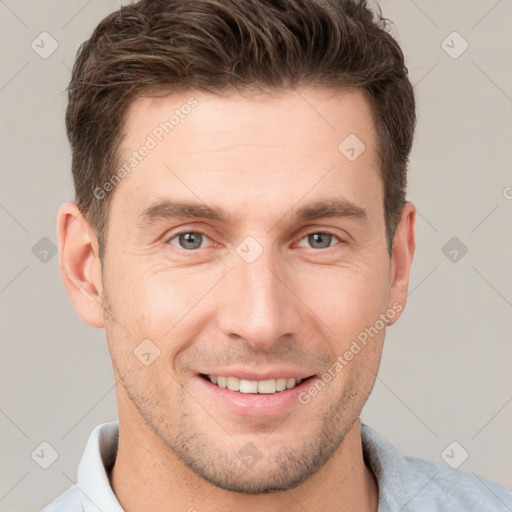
[198,373,316,394]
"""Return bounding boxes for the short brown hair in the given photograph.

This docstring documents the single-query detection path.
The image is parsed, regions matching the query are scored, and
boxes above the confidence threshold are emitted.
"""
[66,0,415,259]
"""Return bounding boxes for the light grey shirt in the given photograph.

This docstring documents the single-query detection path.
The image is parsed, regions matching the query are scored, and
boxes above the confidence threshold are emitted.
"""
[39,421,512,511]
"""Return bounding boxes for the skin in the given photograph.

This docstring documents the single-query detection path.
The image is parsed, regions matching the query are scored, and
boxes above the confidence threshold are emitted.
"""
[57,86,415,512]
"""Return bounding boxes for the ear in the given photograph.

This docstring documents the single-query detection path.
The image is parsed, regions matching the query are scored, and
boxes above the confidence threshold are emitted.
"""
[57,202,105,328]
[387,201,416,326]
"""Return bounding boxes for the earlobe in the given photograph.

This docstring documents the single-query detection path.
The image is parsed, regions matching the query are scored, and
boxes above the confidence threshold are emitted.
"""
[387,201,416,326]
[56,202,105,328]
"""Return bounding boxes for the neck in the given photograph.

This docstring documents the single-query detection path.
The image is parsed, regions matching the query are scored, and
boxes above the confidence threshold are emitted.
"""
[109,413,378,512]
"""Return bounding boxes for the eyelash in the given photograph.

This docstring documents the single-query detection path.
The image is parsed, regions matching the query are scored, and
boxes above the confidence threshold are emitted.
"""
[166,229,344,254]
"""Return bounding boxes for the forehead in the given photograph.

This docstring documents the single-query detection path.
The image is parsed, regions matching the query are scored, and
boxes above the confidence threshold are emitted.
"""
[111,87,382,225]
[122,86,377,154]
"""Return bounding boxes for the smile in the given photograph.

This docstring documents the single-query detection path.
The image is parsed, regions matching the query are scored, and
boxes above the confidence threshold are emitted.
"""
[200,374,311,394]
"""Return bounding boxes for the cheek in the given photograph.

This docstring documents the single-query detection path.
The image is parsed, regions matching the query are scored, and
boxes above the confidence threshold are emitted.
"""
[294,263,390,340]
[118,266,218,344]
[103,268,186,387]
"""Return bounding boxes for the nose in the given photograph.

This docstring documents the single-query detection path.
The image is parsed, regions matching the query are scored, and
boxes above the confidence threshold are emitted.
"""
[216,242,300,351]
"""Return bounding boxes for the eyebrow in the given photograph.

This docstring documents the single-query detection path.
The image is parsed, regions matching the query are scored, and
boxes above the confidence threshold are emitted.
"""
[137,197,367,228]
[295,198,367,223]
[138,200,230,227]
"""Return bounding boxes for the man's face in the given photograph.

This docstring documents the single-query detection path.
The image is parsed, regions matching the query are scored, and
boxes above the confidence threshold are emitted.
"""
[99,87,407,493]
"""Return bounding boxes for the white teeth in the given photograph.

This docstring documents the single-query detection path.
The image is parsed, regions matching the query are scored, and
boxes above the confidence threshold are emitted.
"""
[258,379,276,394]
[276,378,287,391]
[226,376,240,391]
[206,375,304,394]
[240,379,258,393]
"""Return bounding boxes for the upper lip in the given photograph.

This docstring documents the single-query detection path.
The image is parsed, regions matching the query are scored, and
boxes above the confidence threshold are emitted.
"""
[198,368,316,381]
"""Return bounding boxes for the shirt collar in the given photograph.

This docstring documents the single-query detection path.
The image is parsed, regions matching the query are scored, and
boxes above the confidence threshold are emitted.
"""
[360,423,414,511]
[77,421,123,512]
[76,420,414,512]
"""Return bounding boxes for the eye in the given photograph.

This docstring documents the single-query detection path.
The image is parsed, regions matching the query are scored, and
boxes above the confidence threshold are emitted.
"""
[297,232,342,250]
[166,229,343,253]
[167,231,211,251]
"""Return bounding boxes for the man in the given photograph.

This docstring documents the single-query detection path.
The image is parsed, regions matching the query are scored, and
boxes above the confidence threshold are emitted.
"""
[41,0,512,511]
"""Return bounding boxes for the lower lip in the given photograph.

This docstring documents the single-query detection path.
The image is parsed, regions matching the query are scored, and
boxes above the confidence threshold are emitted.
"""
[194,375,316,417]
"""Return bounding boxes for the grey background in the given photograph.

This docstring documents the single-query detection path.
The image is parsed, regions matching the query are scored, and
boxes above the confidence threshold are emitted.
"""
[1,0,511,510]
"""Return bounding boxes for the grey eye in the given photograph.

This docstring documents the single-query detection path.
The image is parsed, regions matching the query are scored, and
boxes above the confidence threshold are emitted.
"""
[306,232,335,249]
[171,232,205,250]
